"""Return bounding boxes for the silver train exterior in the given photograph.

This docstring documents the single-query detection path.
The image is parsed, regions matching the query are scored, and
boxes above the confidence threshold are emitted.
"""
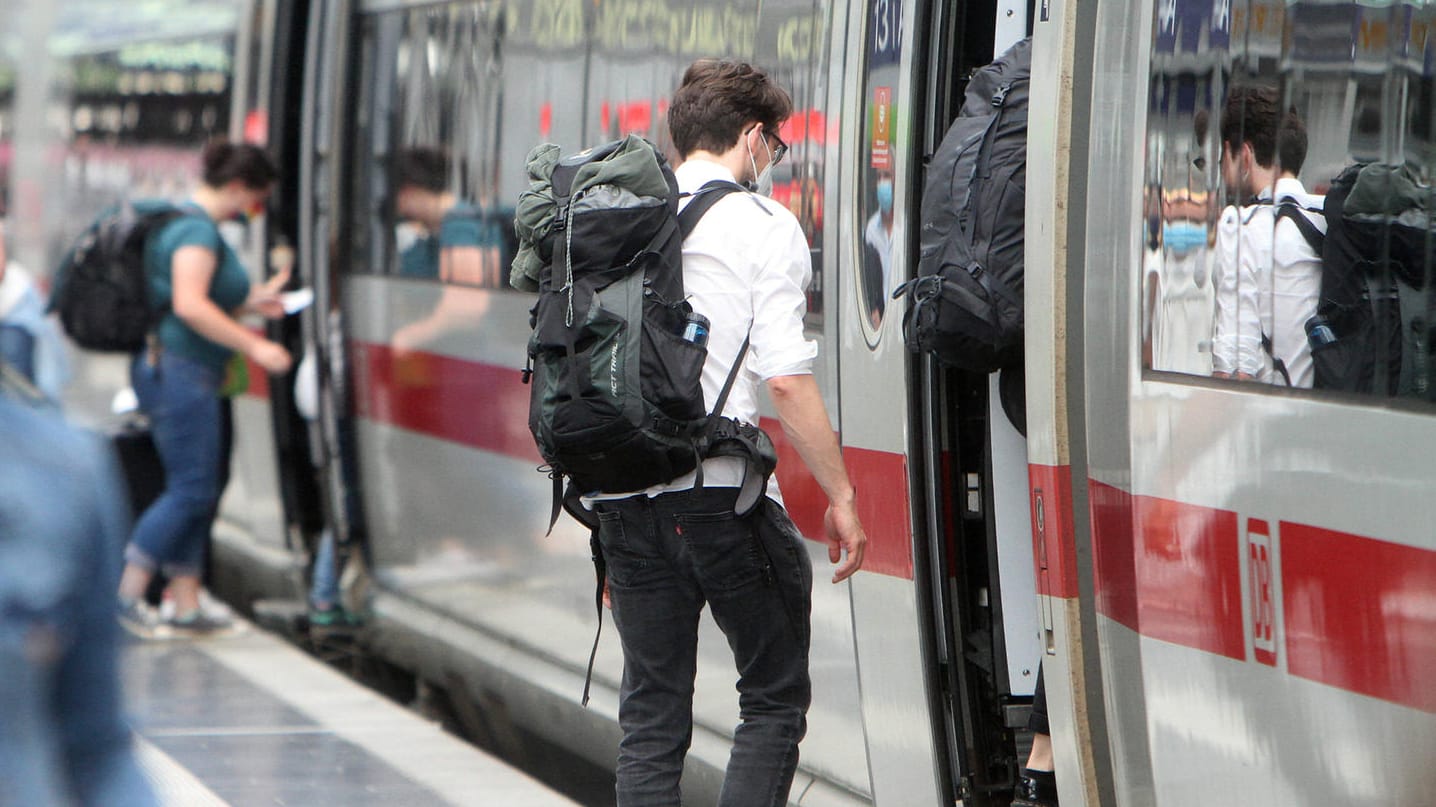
[6,0,1433,805]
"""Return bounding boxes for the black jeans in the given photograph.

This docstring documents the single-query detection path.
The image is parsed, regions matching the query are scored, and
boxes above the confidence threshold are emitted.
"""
[594,488,813,807]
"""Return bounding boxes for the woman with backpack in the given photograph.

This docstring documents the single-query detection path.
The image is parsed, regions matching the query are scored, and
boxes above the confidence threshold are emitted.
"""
[116,141,293,635]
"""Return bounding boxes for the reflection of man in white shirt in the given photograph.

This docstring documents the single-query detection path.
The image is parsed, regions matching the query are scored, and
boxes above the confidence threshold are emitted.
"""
[1212,85,1322,386]
[862,170,895,327]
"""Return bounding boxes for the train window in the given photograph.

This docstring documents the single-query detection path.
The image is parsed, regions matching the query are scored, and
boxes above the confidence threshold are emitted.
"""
[349,3,513,289]
[1144,0,1436,405]
[858,0,904,340]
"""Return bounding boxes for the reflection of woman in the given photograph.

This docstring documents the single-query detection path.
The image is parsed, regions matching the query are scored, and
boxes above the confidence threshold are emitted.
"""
[862,171,895,327]
[117,142,293,634]
[392,147,494,285]
[391,147,495,353]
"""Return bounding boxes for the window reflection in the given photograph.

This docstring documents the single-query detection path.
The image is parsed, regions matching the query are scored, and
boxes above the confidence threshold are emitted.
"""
[1144,0,1436,403]
[859,0,903,335]
[352,4,515,291]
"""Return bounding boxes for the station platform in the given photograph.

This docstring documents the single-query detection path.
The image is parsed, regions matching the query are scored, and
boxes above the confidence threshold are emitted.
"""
[121,621,580,807]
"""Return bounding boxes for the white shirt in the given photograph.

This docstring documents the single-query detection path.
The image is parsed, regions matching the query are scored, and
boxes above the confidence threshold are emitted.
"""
[596,158,818,505]
[1211,180,1324,386]
[1213,201,1273,380]
[1270,177,1324,388]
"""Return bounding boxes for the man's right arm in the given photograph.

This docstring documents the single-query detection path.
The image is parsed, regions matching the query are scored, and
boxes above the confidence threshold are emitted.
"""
[766,373,866,582]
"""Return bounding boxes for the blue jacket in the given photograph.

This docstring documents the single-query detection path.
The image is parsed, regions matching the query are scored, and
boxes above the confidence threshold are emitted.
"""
[0,399,155,806]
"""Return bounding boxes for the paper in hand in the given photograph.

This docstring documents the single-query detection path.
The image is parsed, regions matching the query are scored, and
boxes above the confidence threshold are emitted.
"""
[280,288,314,314]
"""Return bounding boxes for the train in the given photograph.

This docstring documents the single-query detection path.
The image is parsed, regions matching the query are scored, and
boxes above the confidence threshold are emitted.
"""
[3,0,1432,805]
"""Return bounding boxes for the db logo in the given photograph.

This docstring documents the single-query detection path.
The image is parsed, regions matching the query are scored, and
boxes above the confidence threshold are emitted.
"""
[1247,519,1277,666]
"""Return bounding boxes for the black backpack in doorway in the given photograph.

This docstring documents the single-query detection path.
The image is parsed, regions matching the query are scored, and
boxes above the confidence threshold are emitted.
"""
[894,36,1031,373]
[1278,163,1431,394]
[49,201,194,353]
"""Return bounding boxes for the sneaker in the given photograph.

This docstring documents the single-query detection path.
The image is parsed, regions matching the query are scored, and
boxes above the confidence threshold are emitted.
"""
[308,604,363,629]
[118,598,162,639]
[159,589,234,624]
[1012,769,1060,807]
[166,608,235,636]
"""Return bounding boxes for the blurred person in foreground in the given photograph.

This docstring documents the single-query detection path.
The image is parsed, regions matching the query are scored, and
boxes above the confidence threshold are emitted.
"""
[115,142,293,635]
[0,396,156,806]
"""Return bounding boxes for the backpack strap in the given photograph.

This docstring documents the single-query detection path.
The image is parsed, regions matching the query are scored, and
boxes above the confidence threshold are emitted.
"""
[677,180,748,235]
[1264,202,1323,388]
[1276,202,1324,256]
[1259,333,1293,387]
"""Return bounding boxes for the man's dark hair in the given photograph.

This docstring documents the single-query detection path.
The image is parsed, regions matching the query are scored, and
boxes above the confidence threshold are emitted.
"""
[1220,84,1280,167]
[668,60,793,158]
[201,141,278,190]
[1277,108,1308,175]
[394,146,449,193]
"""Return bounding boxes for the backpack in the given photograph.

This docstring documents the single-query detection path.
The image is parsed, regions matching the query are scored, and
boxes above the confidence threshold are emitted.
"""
[893,37,1031,373]
[514,136,765,504]
[49,201,193,353]
[1277,163,1430,394]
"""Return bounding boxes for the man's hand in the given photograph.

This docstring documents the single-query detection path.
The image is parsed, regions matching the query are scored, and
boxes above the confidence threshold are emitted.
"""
[824,499,866,583]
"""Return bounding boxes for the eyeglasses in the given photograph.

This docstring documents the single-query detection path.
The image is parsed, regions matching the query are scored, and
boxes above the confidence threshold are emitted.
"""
[766,130,788,166]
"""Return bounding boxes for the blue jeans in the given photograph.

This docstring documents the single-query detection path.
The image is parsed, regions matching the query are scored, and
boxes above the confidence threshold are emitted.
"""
[593,490,813,807]
[126,351,223,579]
[308,528,349,609]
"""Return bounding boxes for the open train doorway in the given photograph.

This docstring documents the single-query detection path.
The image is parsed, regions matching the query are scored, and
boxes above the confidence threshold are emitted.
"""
[912,1,1041,803]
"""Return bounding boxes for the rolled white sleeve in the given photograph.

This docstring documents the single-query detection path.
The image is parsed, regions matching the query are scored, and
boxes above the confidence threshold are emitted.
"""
[748,219,818,379]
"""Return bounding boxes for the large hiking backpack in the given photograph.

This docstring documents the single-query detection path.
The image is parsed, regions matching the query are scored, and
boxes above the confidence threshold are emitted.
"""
[50,201,190,352]
[514,135,751,499]
[1278,163,1430,394]
[894,37,1031,373]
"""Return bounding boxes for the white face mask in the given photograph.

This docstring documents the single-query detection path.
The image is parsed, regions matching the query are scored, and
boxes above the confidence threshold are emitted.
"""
[745,128,775,197]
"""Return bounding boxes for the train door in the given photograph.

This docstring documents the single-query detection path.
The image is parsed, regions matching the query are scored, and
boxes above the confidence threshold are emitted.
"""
[909,0,1042,802]
[214,0,326,601]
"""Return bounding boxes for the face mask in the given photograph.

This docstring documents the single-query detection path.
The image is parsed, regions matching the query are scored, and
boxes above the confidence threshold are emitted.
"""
[745,128,775,197]
[876,179,894,214]
[1162,221,1208,254]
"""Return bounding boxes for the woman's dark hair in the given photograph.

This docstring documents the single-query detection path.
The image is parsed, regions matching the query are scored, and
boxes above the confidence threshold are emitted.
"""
[668,60,792,158]
[394,146,450,193]
[201,141,278,190]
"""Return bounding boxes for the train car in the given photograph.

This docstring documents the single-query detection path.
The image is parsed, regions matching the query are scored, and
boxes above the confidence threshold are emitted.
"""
[6,0,1433,805]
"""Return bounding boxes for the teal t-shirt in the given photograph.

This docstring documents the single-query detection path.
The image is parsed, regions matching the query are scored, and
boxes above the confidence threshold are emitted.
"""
[143,204,251,372]
[397,202,486,279]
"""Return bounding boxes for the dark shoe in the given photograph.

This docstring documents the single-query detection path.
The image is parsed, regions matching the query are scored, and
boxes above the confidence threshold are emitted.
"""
[1013,768,1059,807]
[167,608,236,636]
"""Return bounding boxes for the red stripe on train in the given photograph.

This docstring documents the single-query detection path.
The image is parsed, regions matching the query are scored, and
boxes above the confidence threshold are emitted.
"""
[347,341,915,579]
[1281,523,1436,713]
[350,341,542,463]
[1089,478,1250,661]
[1086,474,1435,710]
[1029,464,1080,599]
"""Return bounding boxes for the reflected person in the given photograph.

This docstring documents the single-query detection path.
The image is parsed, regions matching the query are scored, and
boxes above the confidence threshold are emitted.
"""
[390,147,493,355]
[1212,85,1320,384]
[862,168,895,328]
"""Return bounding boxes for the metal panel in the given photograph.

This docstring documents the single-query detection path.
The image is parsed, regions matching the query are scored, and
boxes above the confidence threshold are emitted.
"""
[839,0,945,802]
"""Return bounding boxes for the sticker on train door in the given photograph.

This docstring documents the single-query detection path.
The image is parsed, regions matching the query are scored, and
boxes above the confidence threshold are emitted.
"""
[1246,518,1278,666]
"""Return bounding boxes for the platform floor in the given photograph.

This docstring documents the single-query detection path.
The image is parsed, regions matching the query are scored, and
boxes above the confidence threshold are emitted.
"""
[122,623,580,807]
